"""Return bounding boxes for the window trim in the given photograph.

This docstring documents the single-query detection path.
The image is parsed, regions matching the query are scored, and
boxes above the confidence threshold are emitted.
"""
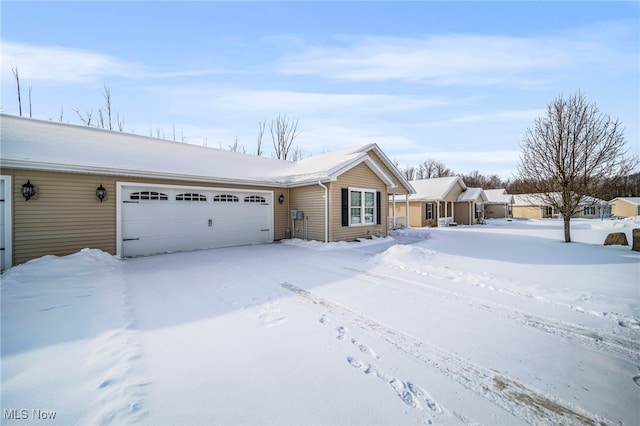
[176,193,207,201]
[348,187,376,226]
[130,191,168,201]
[244,195,267,204]
[213,194,239,203]
[426,203,433,220]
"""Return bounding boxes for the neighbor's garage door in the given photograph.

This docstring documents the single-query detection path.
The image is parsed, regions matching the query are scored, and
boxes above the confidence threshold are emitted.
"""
[120,184,273,257]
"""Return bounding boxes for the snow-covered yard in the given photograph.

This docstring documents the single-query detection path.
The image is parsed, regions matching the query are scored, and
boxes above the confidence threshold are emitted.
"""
[2,218,639,425]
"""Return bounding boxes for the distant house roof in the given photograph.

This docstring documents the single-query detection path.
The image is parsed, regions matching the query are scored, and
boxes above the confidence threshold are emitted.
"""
[405,176,466,201]
[457,187,488,203]
[0,114,413,193]
[610,197,640,206]
[513,193,558,207]
[514,192,609,207]
[484,189,514,204]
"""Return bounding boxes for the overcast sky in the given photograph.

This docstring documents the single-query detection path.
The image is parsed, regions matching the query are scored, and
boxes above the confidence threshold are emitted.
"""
[2,1,638,179]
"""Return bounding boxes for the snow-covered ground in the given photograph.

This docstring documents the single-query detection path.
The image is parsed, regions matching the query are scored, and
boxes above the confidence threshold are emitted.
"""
[2,218,639,425]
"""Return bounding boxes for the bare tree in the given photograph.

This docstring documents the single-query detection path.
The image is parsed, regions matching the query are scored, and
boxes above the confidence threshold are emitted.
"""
[59,106,64,122]
[28,85,33,118]
[75,108,94,126]
[403,166,416,181]
[256,119,266,156]
[228,137,245,153]
[517,92,637,242]
[11,65,22,116]
[103,85,113,130]
[269,113,300,160]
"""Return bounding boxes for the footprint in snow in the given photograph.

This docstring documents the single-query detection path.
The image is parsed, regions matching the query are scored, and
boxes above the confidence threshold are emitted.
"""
[319,315,329,325]
[351,338,380,359]
[336,326,348,340]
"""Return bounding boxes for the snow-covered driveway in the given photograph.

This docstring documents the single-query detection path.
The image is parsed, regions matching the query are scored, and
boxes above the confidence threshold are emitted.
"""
[2,219,639,425]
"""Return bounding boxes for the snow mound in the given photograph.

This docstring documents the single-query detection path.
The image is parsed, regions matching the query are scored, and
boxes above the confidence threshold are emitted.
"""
[281,236,393,251]
[372,244,437,269]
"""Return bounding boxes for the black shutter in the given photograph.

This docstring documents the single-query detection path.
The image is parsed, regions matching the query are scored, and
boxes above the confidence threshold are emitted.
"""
[376,191,382,225]
[341,188,349,226]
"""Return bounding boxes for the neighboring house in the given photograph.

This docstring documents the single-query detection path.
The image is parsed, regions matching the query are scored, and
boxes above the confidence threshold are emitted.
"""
[455,187,488,225]
[576,196,611,219]
[512,193,558,219]
[484,188,514,219]
[0,114,413,269]
[610,197,640,217]
[513,193,611,219]
[390,176,468,227]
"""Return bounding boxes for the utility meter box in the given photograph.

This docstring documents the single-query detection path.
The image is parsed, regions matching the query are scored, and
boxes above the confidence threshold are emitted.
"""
[291,209,304,220]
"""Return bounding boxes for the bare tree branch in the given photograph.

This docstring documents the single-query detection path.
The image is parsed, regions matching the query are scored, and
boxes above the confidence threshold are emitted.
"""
[11,65,22,116]
[516,92,637,242]
[269,113,300,160]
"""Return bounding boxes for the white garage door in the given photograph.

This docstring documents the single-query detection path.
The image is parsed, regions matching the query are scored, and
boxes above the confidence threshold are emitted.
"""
[120,184,273,257]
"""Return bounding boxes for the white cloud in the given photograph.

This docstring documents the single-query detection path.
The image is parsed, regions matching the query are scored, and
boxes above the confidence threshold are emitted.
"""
[278,28,634,87]
[1,40,142,83]
[419,109,546,127]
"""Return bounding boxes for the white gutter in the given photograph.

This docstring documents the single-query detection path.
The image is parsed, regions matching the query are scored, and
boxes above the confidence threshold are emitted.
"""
[318,181,329,243]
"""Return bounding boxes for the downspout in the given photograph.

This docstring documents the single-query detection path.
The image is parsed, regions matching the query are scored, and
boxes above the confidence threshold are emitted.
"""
[318,181,328,243]
[392,193,396,228]
[405,194,409,228]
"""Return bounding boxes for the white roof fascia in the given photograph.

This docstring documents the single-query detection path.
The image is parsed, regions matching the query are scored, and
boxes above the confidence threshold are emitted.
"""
[1,159,290,188]
[362,143,415,194]
[325,154,396,188]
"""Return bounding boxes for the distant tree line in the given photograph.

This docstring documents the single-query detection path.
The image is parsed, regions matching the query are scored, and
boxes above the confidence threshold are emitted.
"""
[397,160,638,199]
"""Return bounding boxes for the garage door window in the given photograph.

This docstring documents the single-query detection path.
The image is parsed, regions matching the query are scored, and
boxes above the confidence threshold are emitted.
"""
[213,194,239,202]
[130,191,168,200]
[176,193,207,201]
[244,195,266,203]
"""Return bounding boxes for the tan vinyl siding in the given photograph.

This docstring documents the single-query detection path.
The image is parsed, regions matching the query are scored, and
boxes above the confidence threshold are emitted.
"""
[5,169,289,265]
[329,163,387,242]
[485,204,509,218]
[367,151,409,195]
[455,202,473,225]
[390,202,425,227]
[611,199,640,218]
[512,205,545,219]
[8,169,116,265]
[289,185,326,241]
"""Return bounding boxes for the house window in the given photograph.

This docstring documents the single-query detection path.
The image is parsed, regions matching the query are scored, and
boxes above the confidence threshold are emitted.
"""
[546,206,554,216]
[213,194,239,202]
[475,204,483,219]
[176,193,207,201]
[426,203,433,220]
[349,188,376,225]
[583,206,596,215]
[130,191,168,201]
[244,195,266,204]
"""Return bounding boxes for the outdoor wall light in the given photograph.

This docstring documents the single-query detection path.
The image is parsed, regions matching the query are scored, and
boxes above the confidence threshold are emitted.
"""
[21,180,36,201]
[96,184,107,202]
[278,194,285,204]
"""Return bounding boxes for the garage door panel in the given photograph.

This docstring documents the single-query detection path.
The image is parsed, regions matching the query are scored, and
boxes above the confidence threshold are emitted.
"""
[121,185,272,257]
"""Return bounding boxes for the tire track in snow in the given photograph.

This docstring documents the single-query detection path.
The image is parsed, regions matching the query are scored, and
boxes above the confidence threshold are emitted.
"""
[281,282,612,426]
[345,267,640,363]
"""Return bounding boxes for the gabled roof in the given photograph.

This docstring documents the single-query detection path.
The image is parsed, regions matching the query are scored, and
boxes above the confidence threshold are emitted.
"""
[457,187,488,203]
[0,114,413,193]
[513,193,558,206]
[514,192,609,207]
[610,197,640,206]
[407,176,466,201]
[484,188,514,204]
